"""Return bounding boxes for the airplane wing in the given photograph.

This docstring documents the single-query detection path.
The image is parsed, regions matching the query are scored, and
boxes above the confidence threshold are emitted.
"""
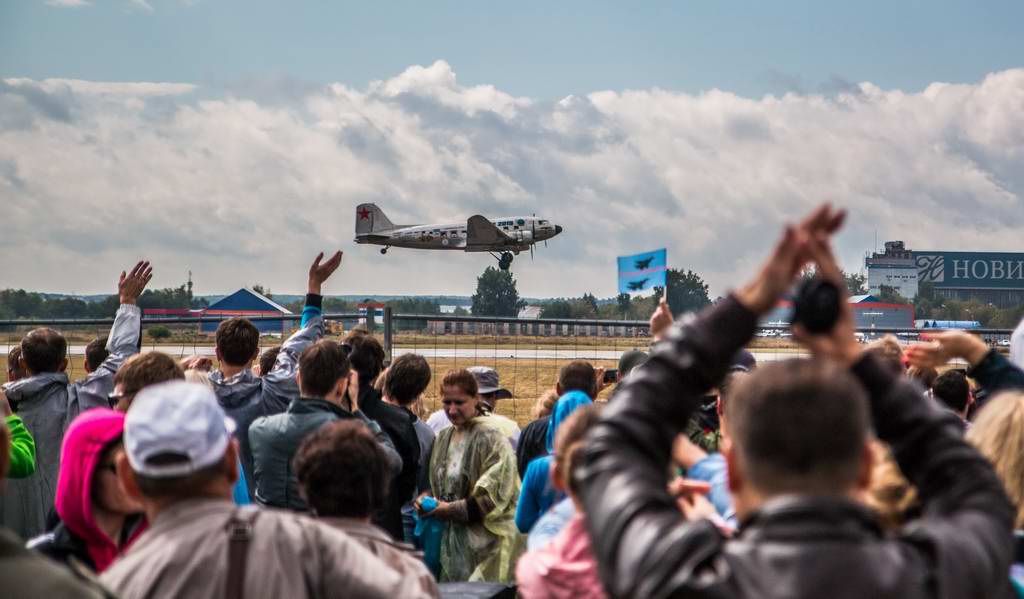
[466,215,513,246]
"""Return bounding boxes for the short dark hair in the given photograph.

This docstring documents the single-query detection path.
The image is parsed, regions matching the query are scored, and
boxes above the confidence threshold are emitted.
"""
[293,420,389,518]
[933,370,970,413]
[113,352,185,410]
[6,346,27,381]
[346,334,385,384]
[20,328,67,374]
[559,360,597,399]
[298,340,351,398]
[215,318,260,367]
[718,370,749,406]
[258,346,282,378]
[725,359,870,495]
[133,456,230,501]
[85,336,110,372]
[442,368,478,398]
[384,354,431,406]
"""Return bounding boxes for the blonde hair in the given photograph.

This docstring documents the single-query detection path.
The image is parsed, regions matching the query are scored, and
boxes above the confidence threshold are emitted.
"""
[865,441,918,531]
[184,368,214,390]
[533,389,559,419]
[867,335,904,372]
[966,391,1024,528]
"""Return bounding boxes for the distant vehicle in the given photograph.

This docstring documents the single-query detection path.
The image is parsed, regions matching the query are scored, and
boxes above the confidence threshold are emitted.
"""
[997,338,1011,347]
[627,279,650,291]
[354,203,563,270]
[634,257,655,270]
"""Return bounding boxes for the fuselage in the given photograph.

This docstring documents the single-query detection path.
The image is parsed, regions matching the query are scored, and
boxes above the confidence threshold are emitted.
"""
[356,216,561,253]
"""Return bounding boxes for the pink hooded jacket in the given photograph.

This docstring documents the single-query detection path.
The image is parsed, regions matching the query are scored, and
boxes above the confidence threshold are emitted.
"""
[54,408,146,572]
[516,513,608,599]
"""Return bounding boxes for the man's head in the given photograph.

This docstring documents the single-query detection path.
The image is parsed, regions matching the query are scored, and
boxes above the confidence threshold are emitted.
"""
[257,346,282,377]
[557,360,597,399]
[215,318,260,368]
[933,370,972,417]
[617,350,649,382]
[297,340,351,401]
[6,346,27,382]
[293,420,389,519]
[724,359,872,514]
[346,334,385,386]
[112,352,185,411]
[20,328,68,375]
[468,366,511,411]
[716,368,750,429]
[383,354,431,407]
[118,381,239,512]
[85,336,110,374]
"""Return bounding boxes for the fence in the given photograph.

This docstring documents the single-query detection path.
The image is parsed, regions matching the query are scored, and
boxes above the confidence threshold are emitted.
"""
[1,312,1015,427]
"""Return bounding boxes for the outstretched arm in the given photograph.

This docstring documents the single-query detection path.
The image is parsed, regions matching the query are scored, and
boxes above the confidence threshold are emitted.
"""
[262,252,343,414]
[906,330,1024,396]
[100,261,153,375]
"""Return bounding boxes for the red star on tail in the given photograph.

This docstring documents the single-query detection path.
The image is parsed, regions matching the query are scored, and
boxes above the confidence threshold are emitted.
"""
[358,207,371,220]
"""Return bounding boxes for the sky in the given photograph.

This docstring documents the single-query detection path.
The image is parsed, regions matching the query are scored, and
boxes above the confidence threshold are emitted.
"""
[1,1,1023,298]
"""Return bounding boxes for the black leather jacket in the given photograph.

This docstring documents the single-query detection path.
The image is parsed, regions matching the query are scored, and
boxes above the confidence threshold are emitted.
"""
[579,296,1015,599]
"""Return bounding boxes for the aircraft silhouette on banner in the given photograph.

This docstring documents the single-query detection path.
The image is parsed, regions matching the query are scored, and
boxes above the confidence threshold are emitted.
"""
[354,203,563,271]
[634,257,655,270]
[627,279,650,291]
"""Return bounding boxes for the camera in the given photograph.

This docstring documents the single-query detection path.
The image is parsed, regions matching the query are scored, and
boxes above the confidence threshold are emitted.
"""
[790,278,842,335]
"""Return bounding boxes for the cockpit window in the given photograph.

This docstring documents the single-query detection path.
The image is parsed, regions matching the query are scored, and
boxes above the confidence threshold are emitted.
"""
[516,219,525,226]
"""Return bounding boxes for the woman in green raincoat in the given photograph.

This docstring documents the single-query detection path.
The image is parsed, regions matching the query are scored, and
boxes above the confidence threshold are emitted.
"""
[416,368,524,583]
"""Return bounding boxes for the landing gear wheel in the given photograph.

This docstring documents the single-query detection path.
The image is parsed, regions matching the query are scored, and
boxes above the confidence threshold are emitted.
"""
[498,252,514,270]
[380,247,389,255]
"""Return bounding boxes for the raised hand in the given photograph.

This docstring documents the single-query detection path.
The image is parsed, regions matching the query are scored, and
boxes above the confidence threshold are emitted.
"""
[792,230,861,366]
[735,204,846,315]
[308,251,343,295]
[905,330,989,370]
[119,261,153,305]
[649,297,674,342]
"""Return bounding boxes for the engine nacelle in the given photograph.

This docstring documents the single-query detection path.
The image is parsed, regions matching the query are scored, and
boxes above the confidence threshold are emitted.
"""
[514,230,533,243]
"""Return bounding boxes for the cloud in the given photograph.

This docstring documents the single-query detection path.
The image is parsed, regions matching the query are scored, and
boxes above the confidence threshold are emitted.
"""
[1,63,1022,300]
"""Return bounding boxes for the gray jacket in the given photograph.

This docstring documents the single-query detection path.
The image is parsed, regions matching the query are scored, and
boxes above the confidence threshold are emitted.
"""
[249,398,401,511]
[100,499,435,599]
[261,314,324,416]
[210,313,326,499]
[67,303,141,420]
[1,372,69,540]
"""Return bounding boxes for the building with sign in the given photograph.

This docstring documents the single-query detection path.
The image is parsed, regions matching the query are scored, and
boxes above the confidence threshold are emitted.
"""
[866,241,1024,308]
[866,241,918,298]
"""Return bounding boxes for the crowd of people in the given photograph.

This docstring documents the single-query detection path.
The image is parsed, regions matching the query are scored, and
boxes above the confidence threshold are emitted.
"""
[3,206,1024,598]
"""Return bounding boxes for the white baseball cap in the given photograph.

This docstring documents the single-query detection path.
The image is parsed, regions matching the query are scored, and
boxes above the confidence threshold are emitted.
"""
[124,380,236,479]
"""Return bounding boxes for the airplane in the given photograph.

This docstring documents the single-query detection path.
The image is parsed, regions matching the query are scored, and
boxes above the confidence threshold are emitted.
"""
[627,279,649,291]
[634,257,655,270]
[354,203,563,270]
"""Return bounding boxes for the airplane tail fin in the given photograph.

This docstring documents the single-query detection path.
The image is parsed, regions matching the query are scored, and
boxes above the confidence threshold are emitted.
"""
[355,203,396,236]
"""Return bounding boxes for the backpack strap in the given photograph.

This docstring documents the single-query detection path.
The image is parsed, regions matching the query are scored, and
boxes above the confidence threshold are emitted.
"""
[225,507,261,599]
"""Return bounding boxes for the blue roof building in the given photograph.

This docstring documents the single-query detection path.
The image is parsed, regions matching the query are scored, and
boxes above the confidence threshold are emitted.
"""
[201,288,293,334]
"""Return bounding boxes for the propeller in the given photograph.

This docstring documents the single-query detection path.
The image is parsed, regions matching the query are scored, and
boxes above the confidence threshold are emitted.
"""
[531,213,536,261]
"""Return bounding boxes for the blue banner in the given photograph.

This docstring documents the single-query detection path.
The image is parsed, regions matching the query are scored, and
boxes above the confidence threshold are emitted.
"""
[617,249,667,294]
